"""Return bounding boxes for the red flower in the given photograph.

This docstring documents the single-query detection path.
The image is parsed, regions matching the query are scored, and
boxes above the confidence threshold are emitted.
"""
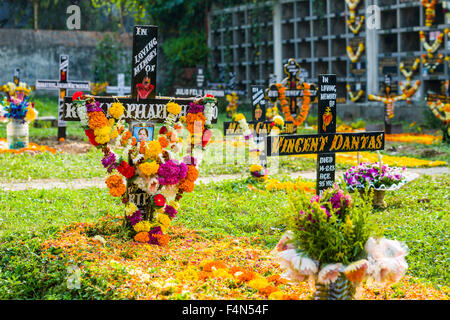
[85,129,99,146]
[72,91,84,101]
[117,161,135,179]
[159,126,168,135]
[270,122,275,127]
[153,194,166,207]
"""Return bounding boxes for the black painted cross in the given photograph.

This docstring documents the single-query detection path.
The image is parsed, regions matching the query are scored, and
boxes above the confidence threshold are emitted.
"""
[35,55,91,139]
[265,58,318,117]
[265,74,385,195]
[62,25,218,215]
[106,73,130,97]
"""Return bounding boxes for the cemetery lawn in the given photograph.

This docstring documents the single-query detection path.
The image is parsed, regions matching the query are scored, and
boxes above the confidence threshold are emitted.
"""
[0,174,448,299]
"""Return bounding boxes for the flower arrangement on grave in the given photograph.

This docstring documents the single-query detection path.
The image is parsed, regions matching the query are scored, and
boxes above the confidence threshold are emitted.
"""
[346,84,365,103]
[71,91,216,245]
[427,99,450,143]
[277,82,313,127]
[346,42,365,63]
[368,91,405,120]
[265,105,279,121]
[419,31,443,57]
[343,162,411,207]
[399,80,421,105]
[232,112,282,182]
[399,58,420,81]
[272,185,409,300]
[225,92,239,118]
[0,83,37,149]
[421,0,437,27]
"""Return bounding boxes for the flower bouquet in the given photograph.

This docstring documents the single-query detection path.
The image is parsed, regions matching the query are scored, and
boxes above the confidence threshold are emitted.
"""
[272,186,409,300]
[343,162,414,208]
[72,91,216,246]
[0,92,37,149]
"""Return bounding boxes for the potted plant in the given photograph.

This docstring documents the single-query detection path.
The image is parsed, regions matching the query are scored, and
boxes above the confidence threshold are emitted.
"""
[272,185,409,300]
[342,162,408,208]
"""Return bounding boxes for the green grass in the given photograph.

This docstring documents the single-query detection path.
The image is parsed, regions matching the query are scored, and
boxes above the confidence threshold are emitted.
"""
[0,148,105,180]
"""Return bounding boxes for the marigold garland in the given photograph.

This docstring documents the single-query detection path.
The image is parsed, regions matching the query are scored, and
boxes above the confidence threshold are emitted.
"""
[277,82,313,127]
[347,42,365,63]
[419,31,443,57]
[421,53,444,74]
[421,0,437,27]
[346,84,365,102]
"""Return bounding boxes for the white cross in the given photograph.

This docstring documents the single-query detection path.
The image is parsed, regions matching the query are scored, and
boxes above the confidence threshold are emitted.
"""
[106,73,130,96]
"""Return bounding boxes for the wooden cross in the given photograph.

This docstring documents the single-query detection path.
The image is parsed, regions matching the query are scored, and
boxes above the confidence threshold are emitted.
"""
[62,25,218,215]
[265,74,385,195]
[35,55,90,139]
[265,58,318,116]
[106,73,130,96]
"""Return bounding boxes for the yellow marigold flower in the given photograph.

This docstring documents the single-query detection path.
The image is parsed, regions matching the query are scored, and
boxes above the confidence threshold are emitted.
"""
[250,164,263,172]
[109,102,125,119]
[125,203,138,216]
[144,141,162,160]
[110,129,119,140]
[156,213,171,230]
[166,102,181,115]
[248,277,269,290]
[25,107,37,122]
[179,115,186,123]
[108,118,115,127]
[212,269,232,279]
[268,291,284,300]
[133,221,152,233]
[176,267,198,281]
[94,126,111,136]
[273,115,284,126]
[95,134,110,144]
[234,113,245,122]
[139,161,159,176]
[168,200,179,210]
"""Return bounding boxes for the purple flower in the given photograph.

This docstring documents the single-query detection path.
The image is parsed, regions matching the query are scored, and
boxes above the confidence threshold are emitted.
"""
[188,102,204,114]
[157,160,188,185]
[86,101,102,113]
[148,226,163,244]
[102,152,115,167]
[127,210,143,226]
[164,205,178,218]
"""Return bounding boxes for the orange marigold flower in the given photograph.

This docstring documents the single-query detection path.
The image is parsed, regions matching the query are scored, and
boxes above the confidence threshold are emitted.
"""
[185,165,199,182]
[258,285,279,296]
[134,232,150,243]
[179,179,194,193]
[282,294,300,300]
[109,184,126,197]
[158,136,169,148]
[197,271,212,280]
[88,111,109,130]
[236,271,257,282]
[131,137,137,146]
[186,113,206,134]
[155,233,170,246]
[202,261,227,272]
[139,141,146,154]
[267,274,288,285]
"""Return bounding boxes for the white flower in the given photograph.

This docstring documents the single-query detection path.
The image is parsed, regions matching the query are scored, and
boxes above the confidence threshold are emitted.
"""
[317,263,343,285]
